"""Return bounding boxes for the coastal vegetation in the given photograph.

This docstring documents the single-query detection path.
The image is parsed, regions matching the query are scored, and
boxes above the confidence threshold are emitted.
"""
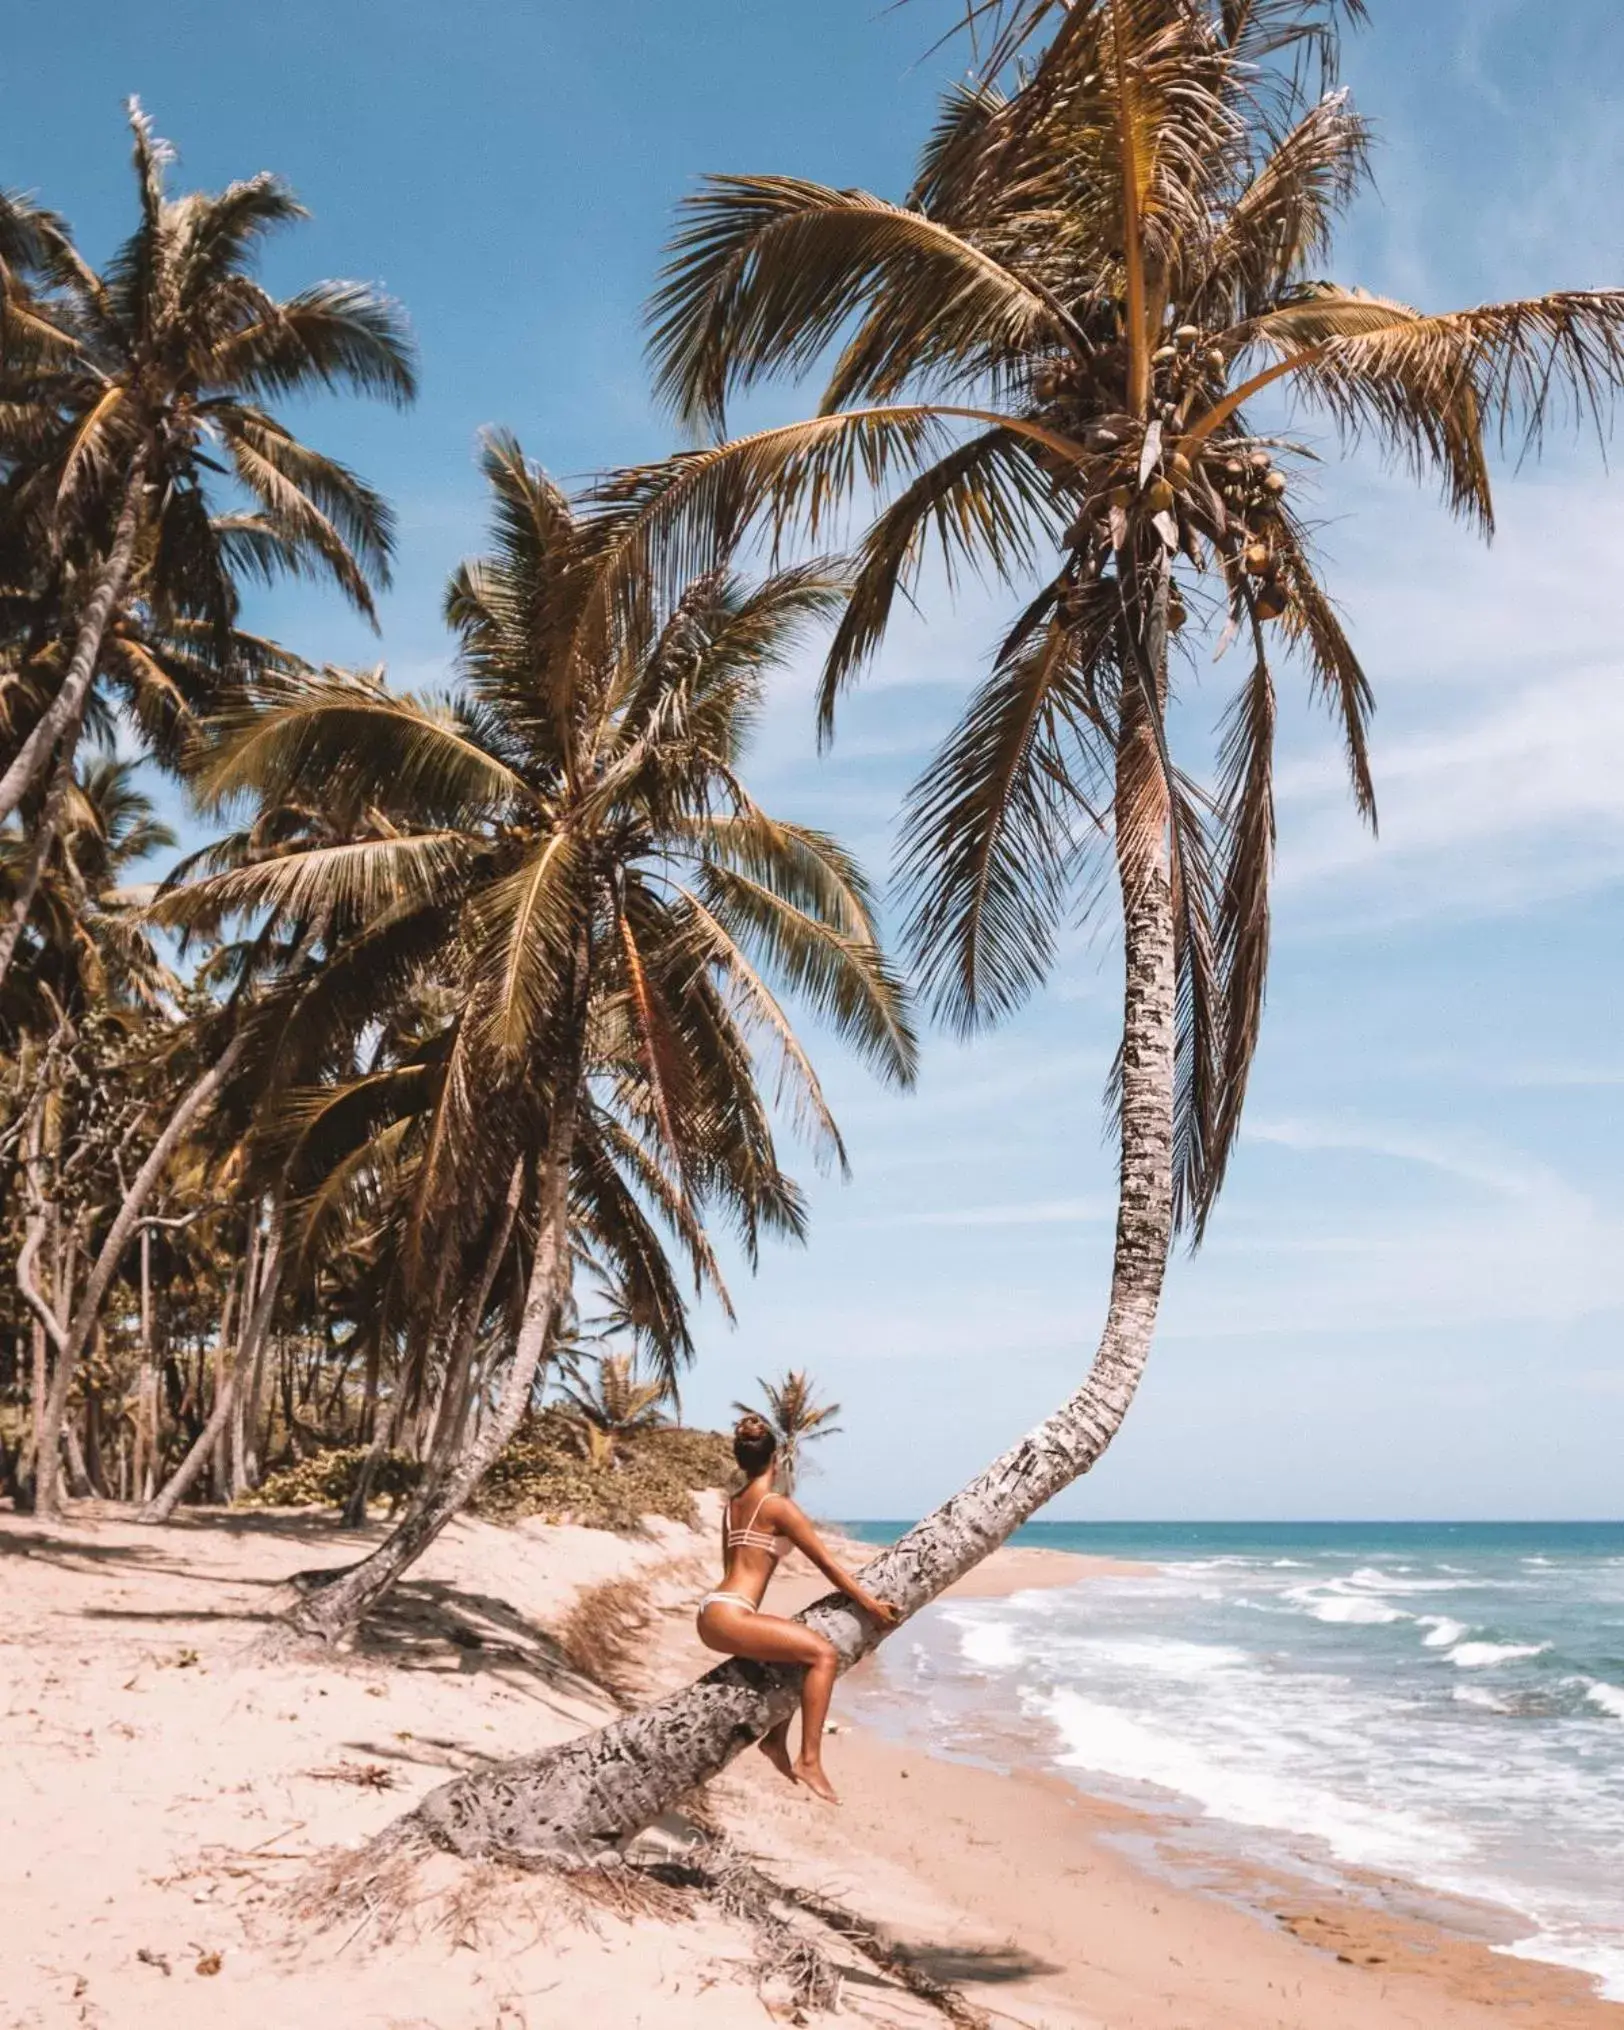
[4,0,1623,1867]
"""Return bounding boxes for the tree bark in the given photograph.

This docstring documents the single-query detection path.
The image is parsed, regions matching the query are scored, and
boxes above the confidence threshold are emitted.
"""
[0,730,77,993]
[35,1029,247,1521]
[12,1103,56,1509]
[0,459,146,830]
[287,1096,577,1643]
[133,1226,157,1503]
[393,583,1178,1866]
[209,1263,242,1499]
[141,1198,281,1523]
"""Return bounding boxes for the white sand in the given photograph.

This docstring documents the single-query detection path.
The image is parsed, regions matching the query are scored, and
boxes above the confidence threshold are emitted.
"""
[3,1504,1617,2030]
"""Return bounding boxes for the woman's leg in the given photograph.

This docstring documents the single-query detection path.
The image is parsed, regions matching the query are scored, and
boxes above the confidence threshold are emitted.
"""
[697,1605,842,1801]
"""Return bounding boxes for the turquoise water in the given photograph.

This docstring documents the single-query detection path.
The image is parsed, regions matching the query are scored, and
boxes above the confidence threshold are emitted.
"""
[843,1521,1624,1998]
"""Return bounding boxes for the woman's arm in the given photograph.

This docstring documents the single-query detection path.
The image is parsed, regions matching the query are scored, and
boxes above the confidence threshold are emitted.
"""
[772,1499,900,1624]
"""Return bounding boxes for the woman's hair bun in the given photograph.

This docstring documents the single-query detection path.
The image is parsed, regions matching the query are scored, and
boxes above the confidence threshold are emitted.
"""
[732,1413,778,1470]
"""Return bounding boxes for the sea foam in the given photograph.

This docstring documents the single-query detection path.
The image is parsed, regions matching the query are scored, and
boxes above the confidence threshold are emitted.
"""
[1448,1641,1551,1669]
[1585,1679,1624,1720]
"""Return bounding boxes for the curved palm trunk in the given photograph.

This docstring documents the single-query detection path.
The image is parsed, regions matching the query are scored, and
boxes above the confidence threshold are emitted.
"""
[0,460,145,832]
[0,732,77,993]
[286,1090,579,1644]
[34,1028,247,1521]
[395,597,1178,1863]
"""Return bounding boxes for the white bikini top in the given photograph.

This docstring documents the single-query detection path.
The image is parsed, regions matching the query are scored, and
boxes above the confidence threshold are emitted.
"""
[726,1492,790,1560]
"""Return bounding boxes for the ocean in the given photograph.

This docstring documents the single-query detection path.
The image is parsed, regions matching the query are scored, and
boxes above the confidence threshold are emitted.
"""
[842,1520,1624,1999]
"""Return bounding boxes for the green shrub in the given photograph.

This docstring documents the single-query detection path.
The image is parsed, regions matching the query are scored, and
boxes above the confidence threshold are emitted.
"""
[240,1446,423,1512]
[239,1410,736,1533]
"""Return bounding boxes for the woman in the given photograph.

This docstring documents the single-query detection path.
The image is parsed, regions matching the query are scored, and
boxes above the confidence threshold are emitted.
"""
[697,1414,899,1802]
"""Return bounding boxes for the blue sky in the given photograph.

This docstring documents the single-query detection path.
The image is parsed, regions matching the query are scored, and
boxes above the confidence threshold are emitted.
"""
[5,1,1621,1519]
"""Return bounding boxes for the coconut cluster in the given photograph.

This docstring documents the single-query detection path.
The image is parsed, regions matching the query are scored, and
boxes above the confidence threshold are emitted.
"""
[1031,323,1294,629]
[1217,447,1291,618]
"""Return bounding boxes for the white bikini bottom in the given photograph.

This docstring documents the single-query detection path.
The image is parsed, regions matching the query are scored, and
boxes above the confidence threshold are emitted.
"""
[698,1590,759,1617]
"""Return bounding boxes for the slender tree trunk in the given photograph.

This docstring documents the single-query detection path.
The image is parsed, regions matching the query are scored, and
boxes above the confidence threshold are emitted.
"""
[35,1030,247,1521]
[288,1094,578,1643]
[13,1105,55,1510]
[81,1331,109,1497]
[0,731,77,993]
[134,1226,157,1503]
[63,1419,94,1501]
[227,1216,263,1495]
[0,459,145,831]
[141,1198,281,1523]
[429,1158,523,1475]
[209,1264,242,1499]
[394,587,1179,1865]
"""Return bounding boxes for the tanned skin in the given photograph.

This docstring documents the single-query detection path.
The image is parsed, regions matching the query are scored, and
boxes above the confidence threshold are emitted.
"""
[697,1465,898,1802]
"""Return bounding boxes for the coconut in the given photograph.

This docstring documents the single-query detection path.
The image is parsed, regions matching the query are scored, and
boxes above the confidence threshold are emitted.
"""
[1224,457,1246,477]
[1205,349,1226,372]
[1174,324,1200,343]
[1262,470,1287,496]
[1144,477,1176,513]
[1248,448,1272,471]
[1152,344,1177,364]
[1253,581,1288,620]
[1166,450,1193,490]
[1243,541,1271,574]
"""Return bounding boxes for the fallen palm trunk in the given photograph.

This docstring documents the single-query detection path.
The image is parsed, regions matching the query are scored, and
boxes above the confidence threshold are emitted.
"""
[403,1320,1156,1862]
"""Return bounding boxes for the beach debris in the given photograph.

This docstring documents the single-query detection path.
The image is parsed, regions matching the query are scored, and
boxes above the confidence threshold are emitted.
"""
[135,1948,171,1976]
[193,1950,222,1976]
[306,1760,397,1790]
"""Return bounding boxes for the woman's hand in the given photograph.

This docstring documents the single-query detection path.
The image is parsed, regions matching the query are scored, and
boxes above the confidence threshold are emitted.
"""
[859,1594,902,1627]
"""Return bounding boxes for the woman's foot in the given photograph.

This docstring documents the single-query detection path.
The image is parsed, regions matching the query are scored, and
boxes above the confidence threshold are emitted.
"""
[793,1756,840,1804]
[757,1720,795,1785]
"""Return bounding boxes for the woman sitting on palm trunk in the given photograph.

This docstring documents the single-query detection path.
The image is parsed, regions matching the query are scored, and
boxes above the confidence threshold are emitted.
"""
[696,1415,898,1802]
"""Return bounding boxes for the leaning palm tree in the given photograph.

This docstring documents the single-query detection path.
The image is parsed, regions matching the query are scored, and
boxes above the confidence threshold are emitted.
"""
[733,1368,841,1491]
[158,432,915,1638]
[0,101,414,846]
[392,0,1624,1861]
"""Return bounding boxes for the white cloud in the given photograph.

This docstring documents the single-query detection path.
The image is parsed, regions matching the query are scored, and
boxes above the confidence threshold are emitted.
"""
[1173,1115,1624,1338]
[1274,657,1624,923]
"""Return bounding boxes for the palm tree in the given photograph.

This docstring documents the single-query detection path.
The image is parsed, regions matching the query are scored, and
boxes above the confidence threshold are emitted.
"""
[0,100,413,879]
[397,0,1624,1860]
[0,754,175,1036]
[733,1368,841,1490]
[559,1352,671,1467]
[158,433,916,1638]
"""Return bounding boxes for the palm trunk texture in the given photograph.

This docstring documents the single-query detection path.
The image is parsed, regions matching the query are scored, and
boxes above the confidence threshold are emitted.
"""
[0,460,145,831]
[0,731,78,993]
[393,601,1178,1864]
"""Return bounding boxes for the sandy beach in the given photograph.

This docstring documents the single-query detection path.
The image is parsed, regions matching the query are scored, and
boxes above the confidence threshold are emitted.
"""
[3,1502,1618,2030]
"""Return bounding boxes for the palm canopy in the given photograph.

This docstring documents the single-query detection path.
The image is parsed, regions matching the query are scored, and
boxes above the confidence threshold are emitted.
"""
[0,754,176,1034]
[582,0,1624,1236]
[0,102,414,828]
[156,431,917,1393]
[734,1367,842,1487]
[2,101,413,620]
